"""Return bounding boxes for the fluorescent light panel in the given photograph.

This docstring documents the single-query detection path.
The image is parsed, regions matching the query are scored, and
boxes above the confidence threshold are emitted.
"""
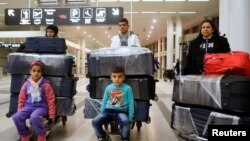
[179,11,196,14]
[160,12,176,14]
[124,12,139,14]
[141,11,158,14]
[165,0,185,1]
[0,2,8,5]
[98,0,117,2]
[142,0,163,1]
[188,0,209,1]
[120,0,139,2]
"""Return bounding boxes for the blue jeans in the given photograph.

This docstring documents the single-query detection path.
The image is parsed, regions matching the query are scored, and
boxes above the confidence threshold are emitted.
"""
[92,109,130,140]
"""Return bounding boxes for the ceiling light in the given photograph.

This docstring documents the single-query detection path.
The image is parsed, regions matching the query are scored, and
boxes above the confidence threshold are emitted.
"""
[179,11,197,14]
[165,0,185,1]
[124,12,139,14]
[83,31,87,34]
[98,0,118,2]
[153,19,157,23]
[141,12,158,14]
[89,35,92,38]
[188,0,209,1]
[105,31,108,34]
[120,0,139,2]
[151,26,154,29]
[77,26,80,29]
[0,2,8,5]
[160,12,176,14]
[142,0,163,1]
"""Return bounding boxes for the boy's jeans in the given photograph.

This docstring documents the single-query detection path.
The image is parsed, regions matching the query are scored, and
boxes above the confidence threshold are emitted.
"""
[92,110,130,140]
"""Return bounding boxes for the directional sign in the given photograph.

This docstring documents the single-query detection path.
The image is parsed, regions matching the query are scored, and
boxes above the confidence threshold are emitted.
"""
[5,7,123,25]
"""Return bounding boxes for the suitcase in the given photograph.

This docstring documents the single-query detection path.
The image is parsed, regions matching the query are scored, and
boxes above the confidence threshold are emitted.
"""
[10,74,78,98]
[88,47,154,76]
[171,104,249,138]
[89,76,156,100]
[8,53,74,77]
[83,97,102,119]
[6,94,19,117]
[24,37,67,54]
[10,74,26,93]
[172,74,250,114]
[134,100,150,122]
[56,97,76,116]
[47,77,78,97]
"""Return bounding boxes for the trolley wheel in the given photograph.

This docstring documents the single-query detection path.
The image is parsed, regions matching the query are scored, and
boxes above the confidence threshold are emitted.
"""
[136,122,142,132]
[154,94,158,101]
[62,116,67,126]
[146,117,151,124]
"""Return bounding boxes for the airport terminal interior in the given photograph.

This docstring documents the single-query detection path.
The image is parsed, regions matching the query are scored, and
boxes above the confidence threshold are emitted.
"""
[0,0,250,141]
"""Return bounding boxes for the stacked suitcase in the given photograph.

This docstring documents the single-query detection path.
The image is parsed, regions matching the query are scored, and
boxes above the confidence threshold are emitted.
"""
[171,74,250,140]
[84,47,158,130]
[6,37,78,119]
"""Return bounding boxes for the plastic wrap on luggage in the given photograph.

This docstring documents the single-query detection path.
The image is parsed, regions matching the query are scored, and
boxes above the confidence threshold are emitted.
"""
[7,95,19,117]
[46,77,78,97]
[90,76,156,100]
[56,97,76,116]
[10,74,26,93]
[7,53,74,77]
[88,47,154,76]
[134,100,150,122]
[83,97,102,119]
[171,104,248,138]
[172,75,223,109]
[7,53,40,74]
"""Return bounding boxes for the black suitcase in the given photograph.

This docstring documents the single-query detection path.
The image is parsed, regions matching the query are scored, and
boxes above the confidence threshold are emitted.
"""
[83,97,102,119]
[10,74,78,98]
[24,37,67,54]
[47,77,78,97]
[6,94,19,117]
[173,75,250,114]
[89,76,156,100]
[8,53,74,77]
[10,74,26,93]
[56,97,76,116]
[134,100,150,122]
[171,104,250,138]
[88,47,154,76]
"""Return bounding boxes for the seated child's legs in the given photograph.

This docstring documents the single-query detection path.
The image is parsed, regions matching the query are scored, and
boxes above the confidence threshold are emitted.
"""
[115,112,130,140]
[92,111,112,138]
[12,107,33,136]
[30,107,48,136]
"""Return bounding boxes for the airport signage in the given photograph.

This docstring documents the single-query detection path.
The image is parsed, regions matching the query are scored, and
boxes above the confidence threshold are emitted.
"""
[5,7,123,25]
[0,42,21,48]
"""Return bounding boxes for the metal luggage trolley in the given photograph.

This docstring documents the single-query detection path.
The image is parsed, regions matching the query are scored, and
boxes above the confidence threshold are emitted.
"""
[6,37,78,141]
[84,46,159,140]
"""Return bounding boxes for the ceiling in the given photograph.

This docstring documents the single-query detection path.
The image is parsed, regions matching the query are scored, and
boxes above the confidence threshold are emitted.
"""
[0,0,219,50]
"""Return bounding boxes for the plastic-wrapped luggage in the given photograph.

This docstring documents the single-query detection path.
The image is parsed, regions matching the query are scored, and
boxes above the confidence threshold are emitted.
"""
[87,47,154,76]
[7,53,74,77]
[171,104,250,138]
[24,37,67,54]
[10,74,78,97]
[83,97,150,122]
[56,97,76,116]
[89,76,156,100]
[172,74,250,113]
[83,97,102,119]
[6,95,18,117]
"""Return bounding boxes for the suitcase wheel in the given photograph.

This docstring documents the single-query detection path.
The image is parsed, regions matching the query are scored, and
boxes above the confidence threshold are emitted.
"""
[146,117,151,124]
[136,122,142,132]
[62,116,67,126]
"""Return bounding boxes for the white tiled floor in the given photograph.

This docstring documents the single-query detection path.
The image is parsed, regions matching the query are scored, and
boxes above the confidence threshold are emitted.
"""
[0,76,183,141]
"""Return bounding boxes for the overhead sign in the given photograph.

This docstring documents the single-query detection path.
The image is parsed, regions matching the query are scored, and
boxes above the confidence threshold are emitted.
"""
[5,7,123,25]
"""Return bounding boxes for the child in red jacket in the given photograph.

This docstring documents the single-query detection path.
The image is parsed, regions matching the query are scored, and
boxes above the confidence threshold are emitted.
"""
[12,61,55,141]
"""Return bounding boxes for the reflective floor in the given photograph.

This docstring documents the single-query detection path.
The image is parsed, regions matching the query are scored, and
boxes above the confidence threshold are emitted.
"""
[0,76,184,141]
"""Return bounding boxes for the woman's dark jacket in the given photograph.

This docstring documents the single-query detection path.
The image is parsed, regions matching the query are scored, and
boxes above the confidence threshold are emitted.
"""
[184,35,231,75]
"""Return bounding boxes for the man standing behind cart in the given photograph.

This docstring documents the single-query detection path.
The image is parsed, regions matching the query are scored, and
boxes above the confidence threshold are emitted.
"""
[111,18,141,48]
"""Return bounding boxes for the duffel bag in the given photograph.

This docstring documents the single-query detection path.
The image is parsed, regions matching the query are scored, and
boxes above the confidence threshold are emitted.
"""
[203,51,250,76]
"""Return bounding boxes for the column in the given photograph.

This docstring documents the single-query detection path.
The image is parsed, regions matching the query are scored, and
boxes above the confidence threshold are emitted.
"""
[166,17,174,69]
[80,38,86,75]
[175,16,182,61]
[76,49,81,74]
[220,0,250,53]
[157,39,161,79]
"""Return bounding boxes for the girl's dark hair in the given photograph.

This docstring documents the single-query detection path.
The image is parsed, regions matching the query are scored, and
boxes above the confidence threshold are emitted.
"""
[199,19,220,37]
[111,66,125,74]
[30,60,45,73]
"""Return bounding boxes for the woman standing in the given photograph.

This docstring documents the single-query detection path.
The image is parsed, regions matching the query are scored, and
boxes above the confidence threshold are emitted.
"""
[184,19,231,75]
